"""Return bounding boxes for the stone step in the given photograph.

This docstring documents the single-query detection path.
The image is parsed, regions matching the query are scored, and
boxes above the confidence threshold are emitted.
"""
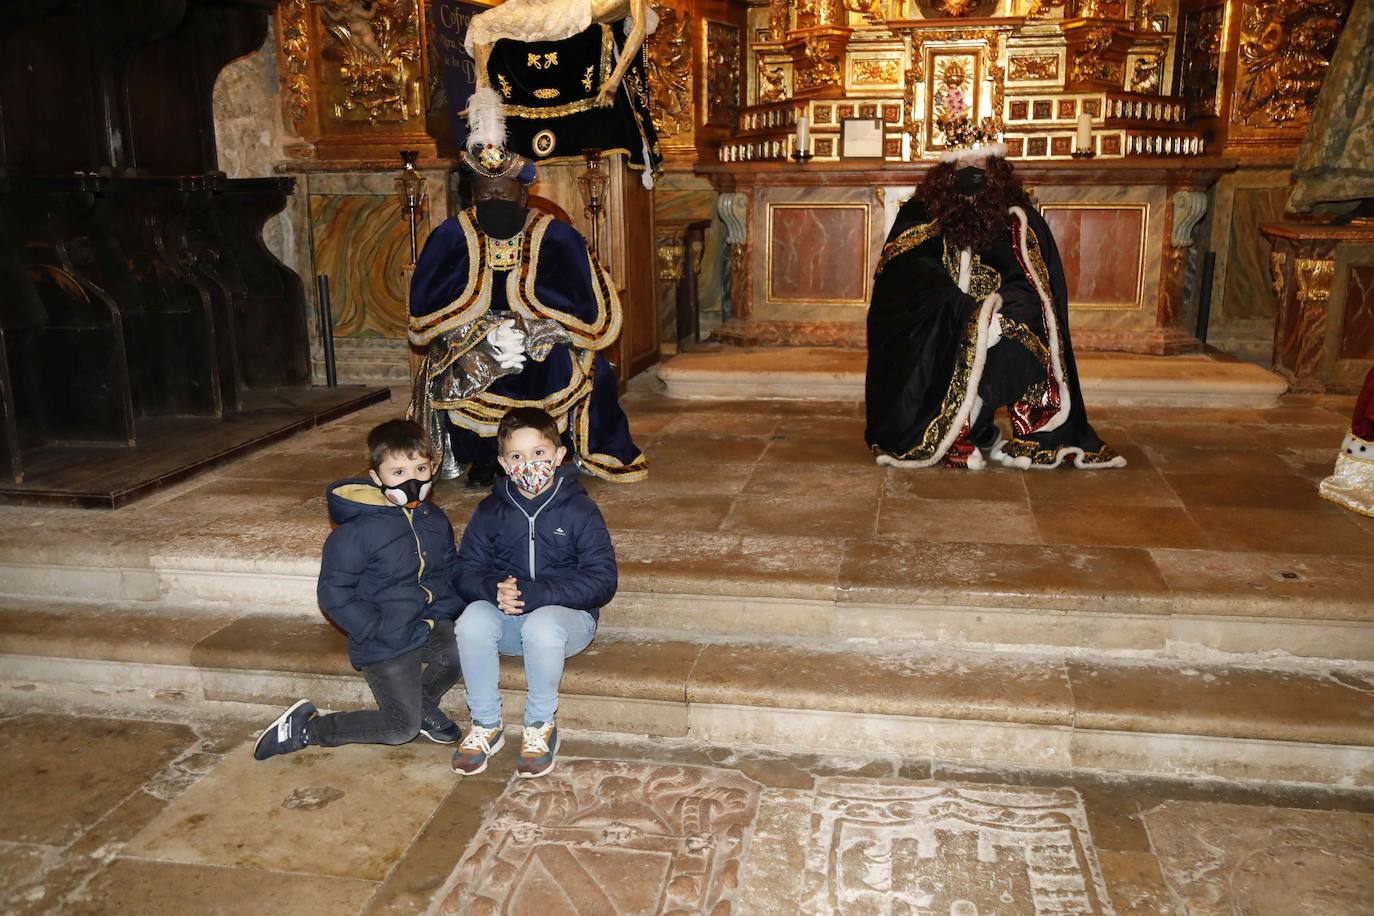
[658,347,1289,408]
[0,601,1370,787]
[1,544,1370,663]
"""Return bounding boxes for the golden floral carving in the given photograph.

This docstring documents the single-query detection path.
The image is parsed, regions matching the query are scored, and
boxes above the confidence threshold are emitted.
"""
[657,237,685,282]
[647,5,692,138]
[1236,0,1347,128]
[315,0,421,123]
[852,59,900,85]
[705,21,742,127]
[278,0,313,130]
[1008,55,1058,81]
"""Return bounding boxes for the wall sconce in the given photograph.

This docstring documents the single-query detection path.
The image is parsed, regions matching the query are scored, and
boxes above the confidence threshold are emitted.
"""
[395,150,426,264]
[577,148,607,263]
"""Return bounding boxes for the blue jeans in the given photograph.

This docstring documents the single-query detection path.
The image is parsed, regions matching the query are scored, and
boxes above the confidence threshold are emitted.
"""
[454,601,596,727]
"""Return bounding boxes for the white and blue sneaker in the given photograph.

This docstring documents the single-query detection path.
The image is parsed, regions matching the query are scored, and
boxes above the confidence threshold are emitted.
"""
[253,699,316,761]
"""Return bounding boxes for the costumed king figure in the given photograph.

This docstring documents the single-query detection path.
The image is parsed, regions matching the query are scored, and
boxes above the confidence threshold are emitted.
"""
[408,87,647,488]
[864,124,1126,470]
[1319,367,1374,516]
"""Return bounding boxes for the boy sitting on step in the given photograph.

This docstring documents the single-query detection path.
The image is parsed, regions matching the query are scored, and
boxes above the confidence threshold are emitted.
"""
[253,419,464,760]
[450,406,617,779]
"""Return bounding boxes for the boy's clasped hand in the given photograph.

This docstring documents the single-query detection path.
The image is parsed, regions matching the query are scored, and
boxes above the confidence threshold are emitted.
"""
[496,575,524,615]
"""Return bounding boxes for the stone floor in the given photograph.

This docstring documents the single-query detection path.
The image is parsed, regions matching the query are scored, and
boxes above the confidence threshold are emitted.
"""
[0,384,1366,649]
[1,688,1371,915]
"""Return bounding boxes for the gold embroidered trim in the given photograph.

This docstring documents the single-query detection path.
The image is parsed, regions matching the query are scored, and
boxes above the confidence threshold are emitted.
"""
[875,221,939,276]
[509,215,621,350]
[890,305,984,461]
[999,317,1051,368]
[1001,437,1121,466]
[943,240,1000,299]
[408,212,490,345]
[571,398,648,481]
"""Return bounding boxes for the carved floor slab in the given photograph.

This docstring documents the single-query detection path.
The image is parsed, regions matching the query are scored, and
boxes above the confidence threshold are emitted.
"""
[433,760,763,915]
[796,779,1114,915]
[1141,800,1374,915]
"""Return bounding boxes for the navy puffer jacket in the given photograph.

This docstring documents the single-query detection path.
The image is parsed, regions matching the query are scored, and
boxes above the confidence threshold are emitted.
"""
[455,466,617,620]
[318,479,462,669]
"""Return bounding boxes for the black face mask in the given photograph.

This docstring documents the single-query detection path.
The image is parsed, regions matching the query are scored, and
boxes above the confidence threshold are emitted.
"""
[955,166,987,196]
[475,198,527,239]
[380,477,432,509]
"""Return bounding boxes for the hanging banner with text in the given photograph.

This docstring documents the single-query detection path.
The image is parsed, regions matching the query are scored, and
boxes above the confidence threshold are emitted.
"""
[429,0,490,150]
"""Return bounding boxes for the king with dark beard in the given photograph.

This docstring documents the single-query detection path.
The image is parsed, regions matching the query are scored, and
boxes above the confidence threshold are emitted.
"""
[864,138,1125,470]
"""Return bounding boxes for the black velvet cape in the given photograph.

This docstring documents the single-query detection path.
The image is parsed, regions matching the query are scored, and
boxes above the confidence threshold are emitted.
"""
[487,22,660,173]
[864,198,1122,469]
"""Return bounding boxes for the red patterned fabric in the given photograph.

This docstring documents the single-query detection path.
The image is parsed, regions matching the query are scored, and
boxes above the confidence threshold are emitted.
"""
[1352,367,1374,441]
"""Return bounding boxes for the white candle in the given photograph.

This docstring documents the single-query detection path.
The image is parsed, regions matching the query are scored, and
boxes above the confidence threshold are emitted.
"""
[1075,112,1093,152]
[796,115,809,155]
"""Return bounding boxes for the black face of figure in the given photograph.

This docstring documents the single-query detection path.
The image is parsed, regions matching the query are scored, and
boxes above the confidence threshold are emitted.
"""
[471,177,528,239]
[954,165,987,196]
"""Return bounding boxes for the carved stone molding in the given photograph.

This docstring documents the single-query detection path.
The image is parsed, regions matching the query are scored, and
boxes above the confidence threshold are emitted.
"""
[1170,191,1208,248]
[718,192,749,247]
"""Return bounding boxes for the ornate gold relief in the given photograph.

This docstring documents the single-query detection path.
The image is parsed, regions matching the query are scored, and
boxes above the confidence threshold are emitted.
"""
[794,34,843,92]
[1023,0,1067,18]
[1070,27,1121,86]
[768,0,791,40]
[1130,54,1162,94]
[278,0,313,131]
[1235,0,1347,129]
[647,4,692,139]
[1270,250,1288,300]
[705,21,742,128]
[758,63,788,103]
[852,59,900,85]
[1295,257,1335,304]
[1008,55,1058,81]
[1180,5,1224,118]
[316,0,422,123]
[657,237,686,282]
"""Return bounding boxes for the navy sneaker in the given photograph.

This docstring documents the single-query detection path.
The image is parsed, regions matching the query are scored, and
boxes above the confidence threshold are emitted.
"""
[253,699,316,760]
[420,708,461,744]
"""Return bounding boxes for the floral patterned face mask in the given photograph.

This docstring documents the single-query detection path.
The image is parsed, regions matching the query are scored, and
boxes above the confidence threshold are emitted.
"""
[507,459,556,495]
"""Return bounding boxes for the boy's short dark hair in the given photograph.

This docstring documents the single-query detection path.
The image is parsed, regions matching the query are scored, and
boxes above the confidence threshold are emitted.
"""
[497,407,560,451]
[367,419,433,469]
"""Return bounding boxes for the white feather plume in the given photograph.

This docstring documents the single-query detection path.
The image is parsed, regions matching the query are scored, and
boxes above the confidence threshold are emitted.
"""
[466,87,507,151]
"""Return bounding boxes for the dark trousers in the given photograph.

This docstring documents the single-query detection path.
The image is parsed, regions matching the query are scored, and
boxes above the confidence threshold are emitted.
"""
[309,620,461,747]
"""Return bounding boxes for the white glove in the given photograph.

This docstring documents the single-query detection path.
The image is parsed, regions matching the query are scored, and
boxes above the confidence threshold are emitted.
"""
[487,320,527,370]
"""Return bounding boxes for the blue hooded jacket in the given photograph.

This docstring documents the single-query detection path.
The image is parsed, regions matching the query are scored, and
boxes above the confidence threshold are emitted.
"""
[318,479,462,670]
[455,466,616,620]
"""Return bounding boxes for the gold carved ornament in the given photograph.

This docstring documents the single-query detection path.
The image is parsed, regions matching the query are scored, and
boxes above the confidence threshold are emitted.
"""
[1270,250,1288,300]
[795,34,841,92]
[315,0,421,124]
[1070,27,1120,85]
[1236,0,1347,128]
[643,4,687,140]
[1295,257,1335,303]
[902,31,1004,151]
[758,64,788,104]
[853,59,900,85]
[1008,55,1058,81]
[657,237,686,282]
[278,0,313,130]
[705,21,742,126]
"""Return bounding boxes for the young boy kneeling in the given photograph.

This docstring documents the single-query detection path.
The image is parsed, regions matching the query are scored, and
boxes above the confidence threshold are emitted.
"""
[451,407,616,778]
[253,420,464,760]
